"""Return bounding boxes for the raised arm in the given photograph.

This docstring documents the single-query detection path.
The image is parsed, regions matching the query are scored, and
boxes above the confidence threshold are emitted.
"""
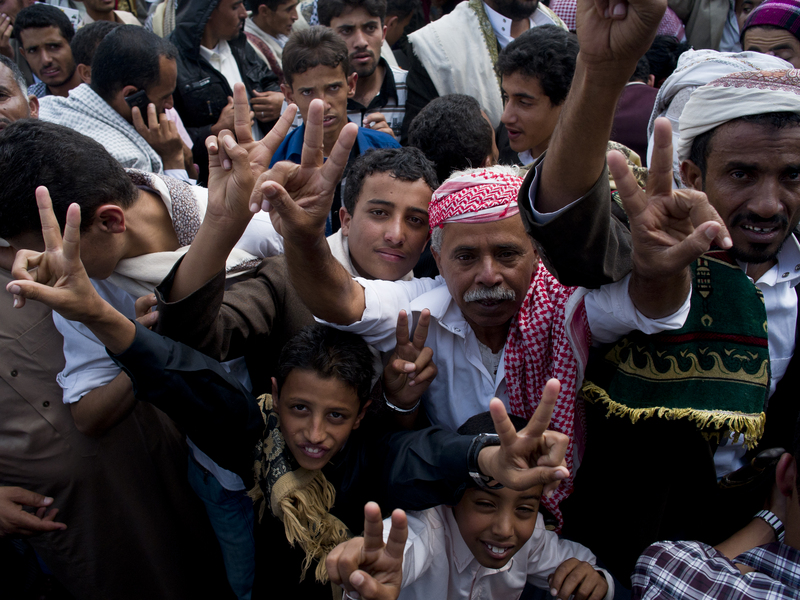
[259,99,367,325]
[537,0,666,212]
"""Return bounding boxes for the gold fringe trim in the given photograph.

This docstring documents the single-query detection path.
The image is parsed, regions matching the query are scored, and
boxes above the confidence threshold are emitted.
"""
[582,381,766,450]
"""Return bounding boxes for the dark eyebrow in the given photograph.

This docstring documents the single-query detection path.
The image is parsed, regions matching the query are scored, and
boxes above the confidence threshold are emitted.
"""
[365,198,429,216]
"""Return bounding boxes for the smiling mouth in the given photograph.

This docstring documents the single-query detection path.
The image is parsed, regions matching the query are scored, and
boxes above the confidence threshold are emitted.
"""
[482,541,513,559]
[742,224,779,234]
[299,444,328,459]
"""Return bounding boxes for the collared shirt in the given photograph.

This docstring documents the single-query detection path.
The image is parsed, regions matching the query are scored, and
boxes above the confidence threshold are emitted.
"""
[325,272,689,432]
[483,1,559,49]
[346,57,408,137]
[633,540,800,599]
[388,505,614,600]
[28,80,49,99]
[719,0,743,52]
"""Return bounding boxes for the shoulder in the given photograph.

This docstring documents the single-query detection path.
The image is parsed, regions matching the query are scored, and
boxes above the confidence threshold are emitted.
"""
[357,126,401,149]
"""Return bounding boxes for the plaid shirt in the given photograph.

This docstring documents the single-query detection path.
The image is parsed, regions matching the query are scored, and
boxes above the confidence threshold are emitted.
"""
[633,541,800,600]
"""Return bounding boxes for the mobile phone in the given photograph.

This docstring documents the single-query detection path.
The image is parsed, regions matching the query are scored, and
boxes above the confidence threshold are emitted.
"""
[125,89,151,115]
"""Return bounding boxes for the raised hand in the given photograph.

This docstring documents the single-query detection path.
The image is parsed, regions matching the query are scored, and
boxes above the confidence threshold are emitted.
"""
[477,379,570,495]
[383,309,436,413]
[575,0,666,68]
[255,98,358,245]
[6,187,136,354]
[609,118,732,317]
[326,502,407,600]
[131,104,184,170]
[0,487,67,537]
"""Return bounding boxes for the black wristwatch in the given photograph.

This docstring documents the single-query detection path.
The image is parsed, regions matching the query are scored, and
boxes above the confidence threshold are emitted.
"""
[467,433,504,490]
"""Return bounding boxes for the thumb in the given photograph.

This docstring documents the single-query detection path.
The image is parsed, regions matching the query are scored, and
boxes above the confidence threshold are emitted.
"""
[664,221,721,270]
[260,180,296,217]
[6,487,54,508]
[226,96,234,106]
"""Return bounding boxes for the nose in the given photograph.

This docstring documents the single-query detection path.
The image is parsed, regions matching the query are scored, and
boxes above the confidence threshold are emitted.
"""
[237,4,247,18]
[475,256,503,288]
[490,510,514,539]
[353,28,368,49]
[501,101,514,126]
[307,415,326,445]
[384,215,405,246]
[750,177,784,218]
[41,49,52,65]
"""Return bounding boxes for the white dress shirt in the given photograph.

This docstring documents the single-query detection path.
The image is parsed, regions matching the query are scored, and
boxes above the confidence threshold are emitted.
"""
[483,1,559,49]
[386,505,614,600]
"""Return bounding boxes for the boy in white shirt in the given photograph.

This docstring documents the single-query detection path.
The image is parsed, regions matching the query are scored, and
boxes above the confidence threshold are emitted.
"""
[327,411,614,600]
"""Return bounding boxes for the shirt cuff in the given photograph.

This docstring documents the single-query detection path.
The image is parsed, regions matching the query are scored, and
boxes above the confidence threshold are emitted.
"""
[526,159,585,224]
[596,568,615,600]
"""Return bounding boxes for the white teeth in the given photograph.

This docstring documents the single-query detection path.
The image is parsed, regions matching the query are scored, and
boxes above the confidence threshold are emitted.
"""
[488,544,506,554]
[743,225,774,233]
[305,447,323,455]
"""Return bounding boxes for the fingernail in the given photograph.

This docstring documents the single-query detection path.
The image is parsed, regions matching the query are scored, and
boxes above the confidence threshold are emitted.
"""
[264,186,277,198]
[43,497,53,505]
[613,3,626,15]
[209,143,217,152]
[551,588,558,596]
[722,236,732,248]
[223,159,232,170]
[223,136,236,149]
[250,202,260,213]
[704,227,716,240]
[409,380,416,386]
[351,572,364,587]
[261,200,271,212]
[546,489,554,498]
[8,284,20,294]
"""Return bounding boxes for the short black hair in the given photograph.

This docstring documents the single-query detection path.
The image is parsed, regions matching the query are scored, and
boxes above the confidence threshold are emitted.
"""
[688,112,800,182]
[457,411,528,435]
[71,20,121,67]
[0,120,138,239]
[496,24,578,106]
[90,25,178,103]
[343,147,438,214]
[645,35,690,88]
[282,26,351,86]
[408,94,493,184]
[386,0,418,18]
[277,324,376,407]
[317,0,387,26]
[0,54,28,94]
[630,55,650,83]
[13,4,75,44]
[246,0,289,11]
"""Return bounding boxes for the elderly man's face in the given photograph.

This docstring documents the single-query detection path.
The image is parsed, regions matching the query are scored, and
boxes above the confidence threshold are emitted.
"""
[743,27,800,68]
[682,120,800,269]
[433,216,538,339]
[0,64,37,131]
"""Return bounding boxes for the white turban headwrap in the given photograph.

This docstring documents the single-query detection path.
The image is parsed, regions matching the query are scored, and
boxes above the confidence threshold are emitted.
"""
[677,69,800,162]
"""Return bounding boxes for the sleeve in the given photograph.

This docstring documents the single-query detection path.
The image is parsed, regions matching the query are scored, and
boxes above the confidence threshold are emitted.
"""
[382,510,437,589]
[524,517,614,600]
[155,256,301,362]
[584,273,692,345]
[632,540,750,600]
[399,48,440,144]
[235,210,285,258]
[518,153,633,288]
[318,277,440,352]
[109,321,264,484]
[376,427,473,510]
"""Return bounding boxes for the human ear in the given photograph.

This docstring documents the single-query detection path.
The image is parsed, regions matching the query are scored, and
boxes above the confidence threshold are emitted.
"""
[352,398,371,430]
[76,63,92,84]
[28,95,38,118]
[339,206,352,236]
[94,205,126,234]
[680,160,703,191]
[347,72,357,98]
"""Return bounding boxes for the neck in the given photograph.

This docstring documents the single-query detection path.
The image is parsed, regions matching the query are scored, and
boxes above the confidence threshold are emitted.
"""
[743,258,778,283]
[121,188,181,259]
[323,123,346,157]
[87,7,115,22]
[47,69,82,98]
[201,29,221,50]
[353,62,384,107]
[471,320,511,354]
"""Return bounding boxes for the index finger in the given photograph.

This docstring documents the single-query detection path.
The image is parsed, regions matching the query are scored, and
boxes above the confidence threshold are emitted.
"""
[383,508,408,561]
[258,103,297,169]
[60,202,82,263]
[411,308,431,350]
[520,378,561,439]
[361,501,386,553]
[35,186,64,251]
[300,99,325,169]
[395,309,410,346]
[648,117,676,199]
[233,84,253,144]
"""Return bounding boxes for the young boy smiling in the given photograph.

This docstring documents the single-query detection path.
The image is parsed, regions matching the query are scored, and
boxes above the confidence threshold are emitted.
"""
[328,413,614,600]
[271,26,399,233]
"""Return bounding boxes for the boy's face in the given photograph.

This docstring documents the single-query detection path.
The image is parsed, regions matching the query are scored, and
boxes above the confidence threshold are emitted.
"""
[452,485,542,569]
[501,71,562,157]
[271,370,368,471]
[282,64,356,138]
[340,172,431,281]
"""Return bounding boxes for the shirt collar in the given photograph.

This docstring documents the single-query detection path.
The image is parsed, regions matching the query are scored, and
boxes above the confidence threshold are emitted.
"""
[199,39,232,63]
[741,233,800,287]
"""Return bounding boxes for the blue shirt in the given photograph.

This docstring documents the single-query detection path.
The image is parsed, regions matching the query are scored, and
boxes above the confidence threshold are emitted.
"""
[269,123,400,166]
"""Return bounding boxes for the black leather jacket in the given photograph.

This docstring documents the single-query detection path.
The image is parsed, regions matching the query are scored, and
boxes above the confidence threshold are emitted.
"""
[170,0,280,184]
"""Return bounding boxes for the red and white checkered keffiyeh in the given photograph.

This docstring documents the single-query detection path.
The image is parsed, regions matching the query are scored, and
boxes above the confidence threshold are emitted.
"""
[431,168,590,530]
[429,170,521,229]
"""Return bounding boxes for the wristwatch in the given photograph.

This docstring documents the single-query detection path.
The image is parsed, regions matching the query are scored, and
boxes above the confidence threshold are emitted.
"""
[467,433,504,490]
[755,509,785,543]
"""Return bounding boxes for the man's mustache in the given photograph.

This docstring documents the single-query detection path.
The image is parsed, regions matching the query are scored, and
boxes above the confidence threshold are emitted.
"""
[463,287,516,303]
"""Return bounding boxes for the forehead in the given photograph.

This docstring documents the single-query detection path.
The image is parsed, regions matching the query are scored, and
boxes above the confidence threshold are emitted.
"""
[0,64,24,95]
[707,119,800,168]
[502,71,544,96]
[281,369,360,408]
[355,172,431,210]
[331,6,380,25]
[463,484,542,505]
[19,26,68,47]
[291,63,347,88]
[441,215,530,250]
[744,26,800,49]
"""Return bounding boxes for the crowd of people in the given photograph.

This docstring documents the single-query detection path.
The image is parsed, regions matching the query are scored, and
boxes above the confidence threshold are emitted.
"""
[1,0,800,598]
